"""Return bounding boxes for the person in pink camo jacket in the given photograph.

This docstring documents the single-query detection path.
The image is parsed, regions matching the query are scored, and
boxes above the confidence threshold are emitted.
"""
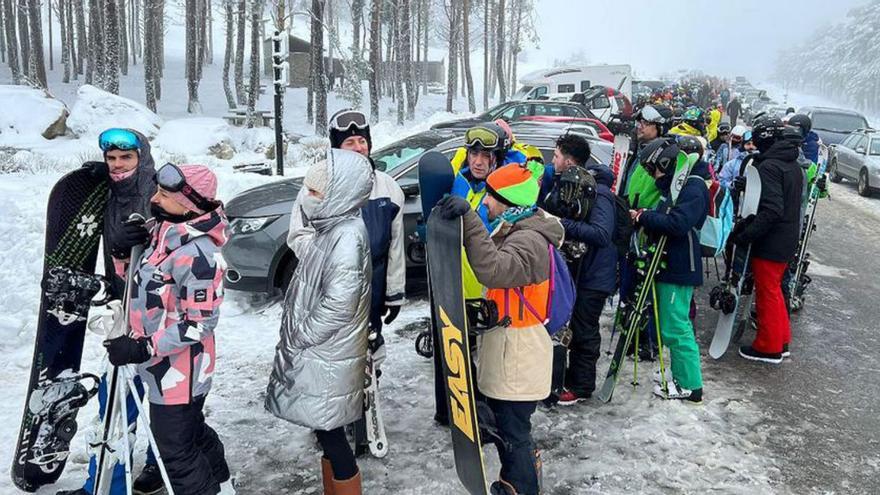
[104,163,232,495]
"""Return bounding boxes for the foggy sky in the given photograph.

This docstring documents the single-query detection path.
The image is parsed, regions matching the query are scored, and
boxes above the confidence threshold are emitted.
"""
[523,0,866,80]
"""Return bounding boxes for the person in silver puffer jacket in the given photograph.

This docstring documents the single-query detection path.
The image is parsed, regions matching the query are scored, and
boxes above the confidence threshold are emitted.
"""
[265,149,373,495]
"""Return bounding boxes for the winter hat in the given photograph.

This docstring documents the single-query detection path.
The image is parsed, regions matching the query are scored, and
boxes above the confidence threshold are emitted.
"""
[168,165,218,214]
[303,159,331,196]
[486,165,540,208]
[328,109,372,151]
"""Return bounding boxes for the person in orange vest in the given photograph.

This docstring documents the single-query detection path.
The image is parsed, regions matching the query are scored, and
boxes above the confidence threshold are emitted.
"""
[435,165,564,495]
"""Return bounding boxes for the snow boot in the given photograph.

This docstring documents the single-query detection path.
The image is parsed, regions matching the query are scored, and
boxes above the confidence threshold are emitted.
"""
[321,457,335,495]
[133,464,166,495]
[782,343,791,359]
[653,381,702,404]
[489,479,517,494]
[739,345,783,364]
[332,470,362,495]
[557,390,589,406]
[652,367,673,385]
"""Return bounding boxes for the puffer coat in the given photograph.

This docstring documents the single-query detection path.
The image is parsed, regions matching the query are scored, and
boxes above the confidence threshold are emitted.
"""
[265,149,374,431]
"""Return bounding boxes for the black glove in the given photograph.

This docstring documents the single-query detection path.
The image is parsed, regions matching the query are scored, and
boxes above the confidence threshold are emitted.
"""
[82,161,110,181]
[382,304,401,324]
[729,215,754,247]
[816,174,827,192]
[732,176,747,194]
[103,335,151,366]
[109,217,150,259]
[435,195,471,220]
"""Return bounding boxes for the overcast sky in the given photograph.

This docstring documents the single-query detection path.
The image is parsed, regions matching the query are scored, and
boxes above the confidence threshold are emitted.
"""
[521,0,866,80]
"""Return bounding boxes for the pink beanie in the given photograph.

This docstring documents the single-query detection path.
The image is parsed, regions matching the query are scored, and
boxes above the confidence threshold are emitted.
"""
[170,164,218,214]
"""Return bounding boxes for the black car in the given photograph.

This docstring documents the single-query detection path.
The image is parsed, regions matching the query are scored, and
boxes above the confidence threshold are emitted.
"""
[430,100,597,131]
[798,106,870,146]
[222,123,614,295]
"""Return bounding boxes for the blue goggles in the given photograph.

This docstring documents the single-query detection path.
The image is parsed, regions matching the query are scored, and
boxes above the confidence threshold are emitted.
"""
[98,128,141,153]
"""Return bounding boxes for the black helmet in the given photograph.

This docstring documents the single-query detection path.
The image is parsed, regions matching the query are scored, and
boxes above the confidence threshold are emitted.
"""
[639,137,680,176]
[752,114,785,152]
[677,135,705,159]
[787,114,812,137]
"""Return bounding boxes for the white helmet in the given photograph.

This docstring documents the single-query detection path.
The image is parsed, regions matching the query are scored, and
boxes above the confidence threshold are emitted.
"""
[731,125,747,138]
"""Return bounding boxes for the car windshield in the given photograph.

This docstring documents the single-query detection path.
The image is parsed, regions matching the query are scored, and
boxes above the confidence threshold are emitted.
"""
[870,138,880,155]
[512,86,533,100]
[812,112,868,133]
[373,133,450,173]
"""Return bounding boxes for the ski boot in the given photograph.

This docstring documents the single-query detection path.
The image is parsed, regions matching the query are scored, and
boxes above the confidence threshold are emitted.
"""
[133,464,166,495]
[490,479,517,495]
[653,381,703,404]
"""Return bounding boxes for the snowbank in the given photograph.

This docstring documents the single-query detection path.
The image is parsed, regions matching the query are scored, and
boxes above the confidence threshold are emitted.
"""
[67,85,163,139]
[154,117,234,157]
[0,85,69,146]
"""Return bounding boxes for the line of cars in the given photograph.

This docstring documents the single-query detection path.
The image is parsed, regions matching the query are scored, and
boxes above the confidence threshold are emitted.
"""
[221,121,614,295]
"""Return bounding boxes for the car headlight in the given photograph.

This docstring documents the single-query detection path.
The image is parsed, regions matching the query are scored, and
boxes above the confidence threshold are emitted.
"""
[230,215,281,235]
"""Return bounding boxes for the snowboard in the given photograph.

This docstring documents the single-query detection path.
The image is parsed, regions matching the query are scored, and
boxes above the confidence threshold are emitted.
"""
[709,162,762,359]
[417,151,457,425]
[789,144,829,312]
[12,168,109,492]
[611,134,633,194]
[597,152,697,403]
[426,213,487,495]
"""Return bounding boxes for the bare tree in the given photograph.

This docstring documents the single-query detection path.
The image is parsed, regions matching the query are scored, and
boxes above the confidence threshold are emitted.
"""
[400,0,417,119]
[88,0,104,87]
[206,0,212,64]
[460,0,475,112]
[185,0,200,111]
[0,1,6,63]
[27,0,46,87]
[196,0,206,78]
[73,0,85,74]
[47,0,52,70]
[2,0,21,83]
[310,0,326,134]
[482,0,488,108]
[421,0,427,95]
[351,0,362,56]
[234,0,245,104]
[144,0,159,110]
[393,0,403,124]
[66,0,77,78]
[222,0,236,108]
[155,0,164,98]
[119,0,128,75]
[495,0,505,102]
[104,0,120,93]
[17,0,29,79]
[444,0,459,112]
[59,0,70,82]
[246,0,264,127]
[368,0,379,121]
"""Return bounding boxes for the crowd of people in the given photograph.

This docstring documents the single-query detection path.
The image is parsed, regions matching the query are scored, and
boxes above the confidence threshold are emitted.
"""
[60,74,829,495]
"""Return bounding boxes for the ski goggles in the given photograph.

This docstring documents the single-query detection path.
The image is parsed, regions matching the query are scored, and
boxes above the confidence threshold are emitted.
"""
[329,110,369,132]
[99,128,141,153]
[155,163,218,212]
[465,126,501,150]
[636,105,667,124]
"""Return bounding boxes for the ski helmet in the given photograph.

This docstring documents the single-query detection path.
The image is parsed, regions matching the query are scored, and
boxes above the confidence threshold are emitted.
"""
[465,122,511,162]
[717,122,732,135]
[751,115,785,152]
[787,114,812,137]
[636,104,673,134]
[683,106,704,124]
[677,135,704,159]
[731,125,747,139]
[638,137,680,176]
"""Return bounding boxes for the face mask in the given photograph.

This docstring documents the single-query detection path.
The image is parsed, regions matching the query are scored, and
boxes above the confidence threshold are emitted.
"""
[110,168,138,182]
[300,194,322,221]
[150,203,196,224]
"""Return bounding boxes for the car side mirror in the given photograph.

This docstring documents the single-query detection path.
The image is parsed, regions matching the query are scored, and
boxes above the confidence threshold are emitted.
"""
[856,147,866,154]
[401,183,420,198]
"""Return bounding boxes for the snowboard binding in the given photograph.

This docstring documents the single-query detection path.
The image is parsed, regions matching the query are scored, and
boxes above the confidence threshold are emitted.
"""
[465,298,503,333]
[709,285,737,314]
[43,267,110,325]
[26,372,100,466]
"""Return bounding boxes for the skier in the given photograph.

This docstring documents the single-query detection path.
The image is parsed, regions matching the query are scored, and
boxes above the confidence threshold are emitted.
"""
[266,150,373,495]
[540,134,617,405]
[58,128,161,495]
[103,163,232,494]
[435,164,563,495]
[630,138,709,402]
[710,122,732,154]
[729,115,804,364]
[719,131,756,190]
[714,125,746,172]
[451,122,513,230]
[727,97,742,127]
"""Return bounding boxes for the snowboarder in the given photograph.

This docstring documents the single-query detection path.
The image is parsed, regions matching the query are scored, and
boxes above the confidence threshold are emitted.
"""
[58,128,162,495]
[103,163,232,495]
[266,150,374,495]
[435,165,563,495]
[630,138,709,402]
[539,134,617,405]
[729,115,804,364]
[450,122,513,230]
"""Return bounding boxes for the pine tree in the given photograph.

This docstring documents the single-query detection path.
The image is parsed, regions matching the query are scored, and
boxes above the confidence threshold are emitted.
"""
[444,0,459,112]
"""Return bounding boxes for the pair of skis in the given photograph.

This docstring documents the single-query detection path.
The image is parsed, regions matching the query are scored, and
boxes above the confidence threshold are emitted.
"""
[353,339,389,458]
[789,144,829,312]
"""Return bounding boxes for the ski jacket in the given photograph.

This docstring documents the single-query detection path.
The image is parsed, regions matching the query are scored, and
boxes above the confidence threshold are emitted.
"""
[707,109,722,143]
[127,207,229,406]
[737,140,804,262]
[544,164,617,294]
[103,130,157,298]
[451,166,491,229]
[802,131,820,164]
[267,150,373,431]
[638,160,710,287]
[461,207,564,401]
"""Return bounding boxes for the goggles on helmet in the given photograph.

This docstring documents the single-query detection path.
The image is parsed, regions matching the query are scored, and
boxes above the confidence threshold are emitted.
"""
[155,163,218,212]
[465,126,501,150]
[329,110,369,132]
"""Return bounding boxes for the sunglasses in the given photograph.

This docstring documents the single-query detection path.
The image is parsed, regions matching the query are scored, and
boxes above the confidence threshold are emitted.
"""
[99,128,141,152]
[156,163,218,212]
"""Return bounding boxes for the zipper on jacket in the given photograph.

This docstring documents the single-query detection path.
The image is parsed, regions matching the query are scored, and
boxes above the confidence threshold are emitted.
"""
[688,230,696,272]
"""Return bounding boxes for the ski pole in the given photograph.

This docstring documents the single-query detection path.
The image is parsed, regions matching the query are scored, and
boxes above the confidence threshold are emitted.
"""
[124,369,176,495]
[651,282,668,397]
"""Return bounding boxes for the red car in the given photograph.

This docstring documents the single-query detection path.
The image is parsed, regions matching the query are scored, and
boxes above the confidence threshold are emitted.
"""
[516,116,615,142]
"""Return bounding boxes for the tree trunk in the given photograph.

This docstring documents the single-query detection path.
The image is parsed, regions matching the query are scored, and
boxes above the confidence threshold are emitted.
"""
[482,0,488,109]
[495,0,506,103]
[401,0,416,118]
[17,0,28,80]
[247,0,264,127]
[206,0,212,64]
[59,0,69,82]
[393,0,403,124]
[351,0,361,56]
[0,0,6,64]
[421,0,427,95]
[143,0,156,110]
[444,0,458,112]
[368,0,380,122]
[27,0,46,87]
[311,0,326,134]
[185,0,200,111]
[104,0,120,93]
[461,0,475,112]
[2,0,20,83]
[47,0,52,70]
[222,0,236,108]
[383,4,392,97]
[196,0,206,80]
[88,0,104,87]
[234,0,246,104]
[66,0,77,78]
[118,0,128,75]
[73,0,84,74]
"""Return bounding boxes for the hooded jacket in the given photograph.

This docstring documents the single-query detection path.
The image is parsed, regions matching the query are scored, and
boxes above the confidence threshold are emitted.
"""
[802,131,820,164]
[127,207,229,405]
[461,207,565,401]
[267,150,374,431]
[103,130,157,298]
[737,139,804,262]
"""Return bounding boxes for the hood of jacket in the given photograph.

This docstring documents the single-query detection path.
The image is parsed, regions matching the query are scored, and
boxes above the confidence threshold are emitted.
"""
[804,131,820,147]
[586,163,615,188]
[493,209,565,248]
[757,138,800,164]
[152,207,229,256]
[308,149,374,232]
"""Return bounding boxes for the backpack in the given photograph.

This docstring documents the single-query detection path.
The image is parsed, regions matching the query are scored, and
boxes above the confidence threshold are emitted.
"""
[512,244,576,336]
[698,169,734,257]
[611,195,634,258]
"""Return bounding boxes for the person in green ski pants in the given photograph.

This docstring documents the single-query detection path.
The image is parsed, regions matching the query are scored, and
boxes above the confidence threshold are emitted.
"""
[631,138,710,403]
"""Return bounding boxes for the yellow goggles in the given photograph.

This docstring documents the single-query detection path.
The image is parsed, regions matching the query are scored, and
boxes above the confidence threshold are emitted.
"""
[465,126,501,150]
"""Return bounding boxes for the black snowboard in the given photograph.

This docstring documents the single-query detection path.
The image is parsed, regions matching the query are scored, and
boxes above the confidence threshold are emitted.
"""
[12,168,108,492]
[427,213,487,495]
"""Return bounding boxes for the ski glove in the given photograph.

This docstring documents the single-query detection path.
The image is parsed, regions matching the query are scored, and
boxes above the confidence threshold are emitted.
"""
[732,176,747,194]
[435,195,471,220]
[816,174,827,192]
[382,304,401,324]
[104,335,152,366]
[109,217,150,259]
[729,214,755,247]
[82,161,110,181]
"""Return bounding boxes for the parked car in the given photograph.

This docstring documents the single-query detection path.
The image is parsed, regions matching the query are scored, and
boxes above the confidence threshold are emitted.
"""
[798,106,870,146]
[430,100,597,131]
[569,86,634,123]
[516,115,614,142]
[828,128,880,197]
[222,124,614,294]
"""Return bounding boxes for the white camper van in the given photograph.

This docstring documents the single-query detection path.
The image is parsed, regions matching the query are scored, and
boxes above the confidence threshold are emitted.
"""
[512,64,633,101]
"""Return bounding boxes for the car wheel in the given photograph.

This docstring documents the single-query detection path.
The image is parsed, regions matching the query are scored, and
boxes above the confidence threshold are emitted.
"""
[276,255,299,294]
[829,159,843,183]
[858,168,872,197]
